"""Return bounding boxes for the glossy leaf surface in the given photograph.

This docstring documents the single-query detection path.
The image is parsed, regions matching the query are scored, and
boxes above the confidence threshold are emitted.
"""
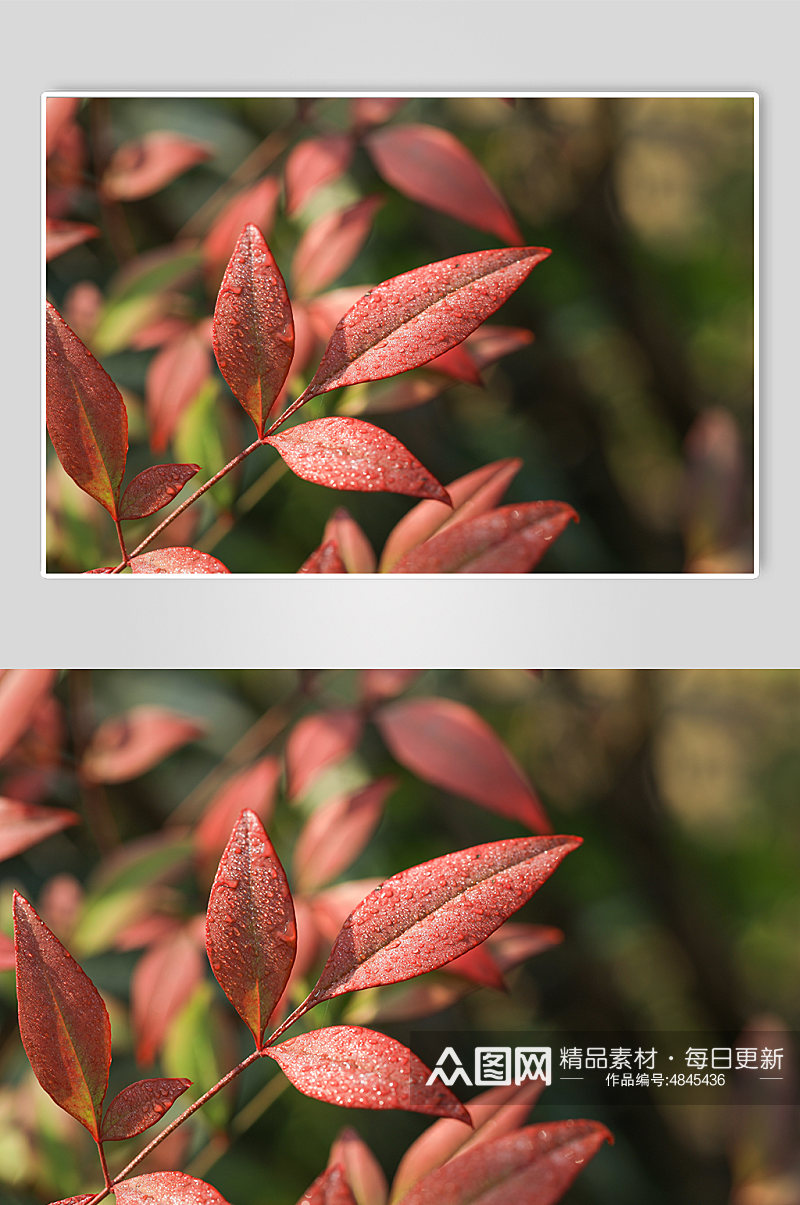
[46,303,128,516]
[101,1076,191,1140]
[294,779,393,892]
[102,132,212,200]
[13,894,110,1138]
[293,196,383,297]
[213,224,295,435]
[82,706,205,783]
[380,458,522,571]
[114,1172,232,1205]
[297,1164,357,1205]
[0,798,78,861]
[377,697,550,831]
[130,548,230,574]
[397,1120,612,1205]
[297,247,549,404]
[299,540,348,574]
[390,502,578,574]
[301,836,580,1008]
[267,418,451,504]
[286,134,354,214]
[267,1026,470,1123]
[206,810,296,1046]
[286,708,363,799]
[366,124,522,244]
[119,464,200,520]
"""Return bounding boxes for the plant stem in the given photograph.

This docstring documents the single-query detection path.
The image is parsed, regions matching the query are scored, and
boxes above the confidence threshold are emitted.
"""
[86,1049,262,1205]
[97,1141,111,1189]
[185,1073,289,1180]
[196,459,287,554]
[113,518,129,565]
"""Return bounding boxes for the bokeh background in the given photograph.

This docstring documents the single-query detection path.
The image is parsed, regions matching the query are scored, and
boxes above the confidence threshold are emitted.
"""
[45,96,755,573]
[1,669,797,1204]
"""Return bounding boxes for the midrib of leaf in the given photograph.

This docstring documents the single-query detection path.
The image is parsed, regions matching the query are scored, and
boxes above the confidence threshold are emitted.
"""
[244,240,268,433]
[62,343,118,510]
[37,945,103,1132]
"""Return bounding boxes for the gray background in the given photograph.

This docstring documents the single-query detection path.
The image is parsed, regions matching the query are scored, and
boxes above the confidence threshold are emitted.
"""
[6,1,793,667]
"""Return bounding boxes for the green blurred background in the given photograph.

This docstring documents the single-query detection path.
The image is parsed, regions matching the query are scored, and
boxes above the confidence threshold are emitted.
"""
[45,97,755,573]
[1,670,796,1203]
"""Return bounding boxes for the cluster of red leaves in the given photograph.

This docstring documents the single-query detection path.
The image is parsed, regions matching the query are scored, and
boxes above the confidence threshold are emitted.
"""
[45,98,578,574]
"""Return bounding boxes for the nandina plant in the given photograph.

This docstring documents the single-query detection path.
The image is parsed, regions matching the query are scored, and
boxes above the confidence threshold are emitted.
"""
[11,810,608,1204]
[45,98,579,574]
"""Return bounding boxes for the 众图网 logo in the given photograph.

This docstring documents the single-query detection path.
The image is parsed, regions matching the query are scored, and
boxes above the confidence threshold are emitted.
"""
[425,1045,552,1088]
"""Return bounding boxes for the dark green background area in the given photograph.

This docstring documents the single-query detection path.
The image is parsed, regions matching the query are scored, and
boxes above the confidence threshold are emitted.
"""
[1,670,796,1203]
[45,97,755,573]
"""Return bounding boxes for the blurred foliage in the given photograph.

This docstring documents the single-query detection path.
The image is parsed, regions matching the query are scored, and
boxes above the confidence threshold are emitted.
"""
[1,669,796,1204]
[46,96,755,573]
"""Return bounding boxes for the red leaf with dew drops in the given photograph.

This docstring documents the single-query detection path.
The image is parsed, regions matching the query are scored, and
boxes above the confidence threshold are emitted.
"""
[49,1197,93,1205]
[299,540,348,574]
[82,706,205,784]
[377,697,550,832]
[119,463,200,520]
[366,124,523,245]
[350,97,406,131]
[101,1077,192,1141]
[206,810,296,1047]
[293,778,394,892]
[397,1120,613,1205]
[329,1129,388,1205]
[267,418,451,505]
[322,508,376,573]
[285,133,354,215]
[204,177,281,283]
[286,707,364,799]
[266,1026,470,1124]
[390,1081,549,1202]
[114,1172,233,1205]
[213,224,294,435]
[380,458,523,571]
[146,328,211,453]
[195,757,281,865]
[101,132,212,201]
[296,247,549,406]
[389,501,577,574]
[293,836,580,1014]
[13,893,111,1139]
[297,1164,358,1205]
[132,930,204,1065]
[0,799,78,861]
[293,196,384,297]
[45,219,100,261]
[46,302,128,517]
[130,547,231,574]
[307,287,370,345]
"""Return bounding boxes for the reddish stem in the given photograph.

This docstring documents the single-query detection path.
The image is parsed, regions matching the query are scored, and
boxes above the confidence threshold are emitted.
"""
[113,517,129,565]
[97,1140,111,1189]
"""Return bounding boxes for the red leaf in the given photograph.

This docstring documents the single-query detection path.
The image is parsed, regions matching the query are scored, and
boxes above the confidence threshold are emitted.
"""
[46,97,80,158]
[0,932,15,971]
[285,134,354,215]
[299,539,348,574]
[376,697,549,832]
[13,893,110,1138]
[366,124,522,244]
[297,836,579,1011]
[49,1197,94,1205]
[82,706,205,783]
[347,377,445,418]
[286,708,364,799]
[130,547,231,574]
[380,458,523,571]
[322,509,376,573]
[360,670,421,706]
[101,1077,191,1141]
[441,944,506,991]
[297,247,549,405]
[213,224,294,435]
[351,98,406,130]
[391,1081,547,1201]
[466,325,534,370]
[46,303,128,516]
[119,464,201,521]
[0,798,78,861]
[267,418,451,504]
[293,196,383,297]
[266,1026,470,1123]
[45,219,100,261]
[329,1129,388,1205]
[102,133,212,201]
[114,1172,232,1205]
[204,177,281,283]
[146,329,211,453]
[0,669,57,762]
[294,779,393,892]
[132,930,204,1065]
[397,1119,612,1205]
[489,922,563,972]
[206,810,296,1047]
[297,1164,357,1205]
[425,342,482,385]
[390,501,578,574]
[195,757,281,864]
